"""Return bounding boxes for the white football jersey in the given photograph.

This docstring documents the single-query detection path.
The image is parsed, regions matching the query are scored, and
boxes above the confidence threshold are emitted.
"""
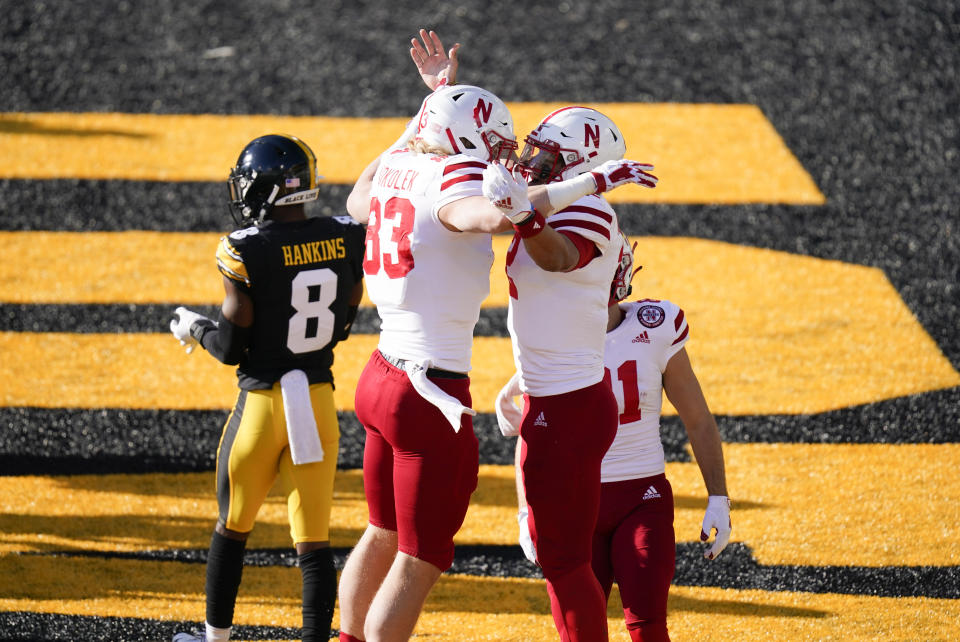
[600,298,689,482]
[506,194,621,396]
[364,148,494,373]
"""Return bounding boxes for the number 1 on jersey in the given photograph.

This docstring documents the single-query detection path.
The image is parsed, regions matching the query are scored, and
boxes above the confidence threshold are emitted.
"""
[603,359,643,423]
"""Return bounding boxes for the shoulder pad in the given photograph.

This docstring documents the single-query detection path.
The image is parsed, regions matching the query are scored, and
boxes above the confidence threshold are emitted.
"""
[216,236,250,285]
[634,299,688,345]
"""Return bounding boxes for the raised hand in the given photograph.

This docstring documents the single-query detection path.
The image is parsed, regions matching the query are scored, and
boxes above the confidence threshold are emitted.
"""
[409,28,460,91]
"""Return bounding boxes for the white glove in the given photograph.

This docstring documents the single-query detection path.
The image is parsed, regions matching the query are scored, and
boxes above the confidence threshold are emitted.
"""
[169,306,211,354]
[482,163,533,224]
[590,159,658,193]
[517,507,537,564]
[700,495,732,560]
[495,373,523,437]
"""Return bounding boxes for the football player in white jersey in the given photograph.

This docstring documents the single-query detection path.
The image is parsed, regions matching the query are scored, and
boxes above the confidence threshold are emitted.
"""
[410,29,660,642]
[336,79,518,642]
[337,30,661,642]
[499,235,731,642]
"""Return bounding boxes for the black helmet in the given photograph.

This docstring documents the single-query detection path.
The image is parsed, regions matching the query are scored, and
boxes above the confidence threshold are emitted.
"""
[227,134,320,226]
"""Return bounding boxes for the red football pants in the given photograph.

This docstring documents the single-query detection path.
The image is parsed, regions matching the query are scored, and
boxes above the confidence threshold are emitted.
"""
[355,350,479,571]
[520,380,618,642]
[593,474,676,642]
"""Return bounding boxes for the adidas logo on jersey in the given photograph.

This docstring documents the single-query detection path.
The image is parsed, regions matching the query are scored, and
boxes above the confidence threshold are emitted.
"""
[643,485,661,500]
[632,331,651,344]
[533,411,548,427]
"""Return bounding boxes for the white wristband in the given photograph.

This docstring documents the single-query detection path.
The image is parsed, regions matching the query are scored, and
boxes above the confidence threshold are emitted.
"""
[543,172,597,211]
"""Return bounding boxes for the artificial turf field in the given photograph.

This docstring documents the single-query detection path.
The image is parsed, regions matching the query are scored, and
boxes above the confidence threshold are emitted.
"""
[1,1,958,640]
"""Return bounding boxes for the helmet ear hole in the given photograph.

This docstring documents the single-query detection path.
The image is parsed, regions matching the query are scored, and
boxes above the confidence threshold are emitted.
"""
[459,137,477,150]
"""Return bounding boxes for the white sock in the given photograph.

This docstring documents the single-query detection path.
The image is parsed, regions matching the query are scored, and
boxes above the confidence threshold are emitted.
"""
[205,622,231,642]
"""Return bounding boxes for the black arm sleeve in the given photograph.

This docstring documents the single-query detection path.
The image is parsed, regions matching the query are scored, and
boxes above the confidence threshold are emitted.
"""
[190,311,252,365]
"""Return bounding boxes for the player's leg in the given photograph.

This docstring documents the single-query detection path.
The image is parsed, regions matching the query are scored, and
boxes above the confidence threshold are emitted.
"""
[280,382,340,642]
[591,484,621,603]
[363,369,479,642]
[609,475,675,642]
[521,381,618,642]
[363,552,443,642]
[198,390,280,641]
[338,524,398,642]
[339,352,401,641]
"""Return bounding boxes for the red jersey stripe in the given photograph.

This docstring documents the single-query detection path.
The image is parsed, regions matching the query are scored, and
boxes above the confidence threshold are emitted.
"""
[674,309,685,331]
[556,205,614,223]
[443,161,487,175]
[440,173,482,191]
[671,325,689,345]
[548,218,612,240]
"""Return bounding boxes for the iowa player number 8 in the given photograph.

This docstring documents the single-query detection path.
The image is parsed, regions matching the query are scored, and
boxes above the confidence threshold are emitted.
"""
[288,268,338,354]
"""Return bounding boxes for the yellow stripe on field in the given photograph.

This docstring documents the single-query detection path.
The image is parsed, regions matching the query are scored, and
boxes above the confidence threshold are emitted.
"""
[0,540,957,641]
[0,106,824,204]
[3,446,959,567]
[0,332,505,413]
[0,230,518,308]
[2,231,957,412]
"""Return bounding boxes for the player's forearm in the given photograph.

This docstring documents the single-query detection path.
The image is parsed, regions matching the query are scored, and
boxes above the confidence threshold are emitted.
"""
[191,312,251,365]
[529,173,597,215]
[686,418,728,497]
[514,438,527,510]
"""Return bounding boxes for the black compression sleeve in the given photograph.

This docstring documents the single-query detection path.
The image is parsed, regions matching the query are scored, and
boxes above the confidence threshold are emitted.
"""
[190,311,251,365]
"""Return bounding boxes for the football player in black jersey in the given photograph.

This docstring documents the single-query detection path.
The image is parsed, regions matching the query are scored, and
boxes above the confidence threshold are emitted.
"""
[169,134,366,642]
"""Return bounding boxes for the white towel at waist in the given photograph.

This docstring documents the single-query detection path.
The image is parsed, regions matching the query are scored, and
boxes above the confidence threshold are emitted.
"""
[495,371,523,437]
[280,369,324,465]
[404,358,477,433]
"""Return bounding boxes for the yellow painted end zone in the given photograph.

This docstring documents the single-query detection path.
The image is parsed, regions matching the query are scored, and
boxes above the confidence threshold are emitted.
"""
[1,233,956,414]
[3,447,960,565]
[0,106,824,204]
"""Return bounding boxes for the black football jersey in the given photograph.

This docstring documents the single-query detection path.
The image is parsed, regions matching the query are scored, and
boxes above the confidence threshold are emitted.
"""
[215,215,365,390]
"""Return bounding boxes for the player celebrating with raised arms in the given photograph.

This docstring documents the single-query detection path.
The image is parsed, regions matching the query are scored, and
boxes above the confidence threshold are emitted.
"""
[336,29,658,642]
[409,29,660,642]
